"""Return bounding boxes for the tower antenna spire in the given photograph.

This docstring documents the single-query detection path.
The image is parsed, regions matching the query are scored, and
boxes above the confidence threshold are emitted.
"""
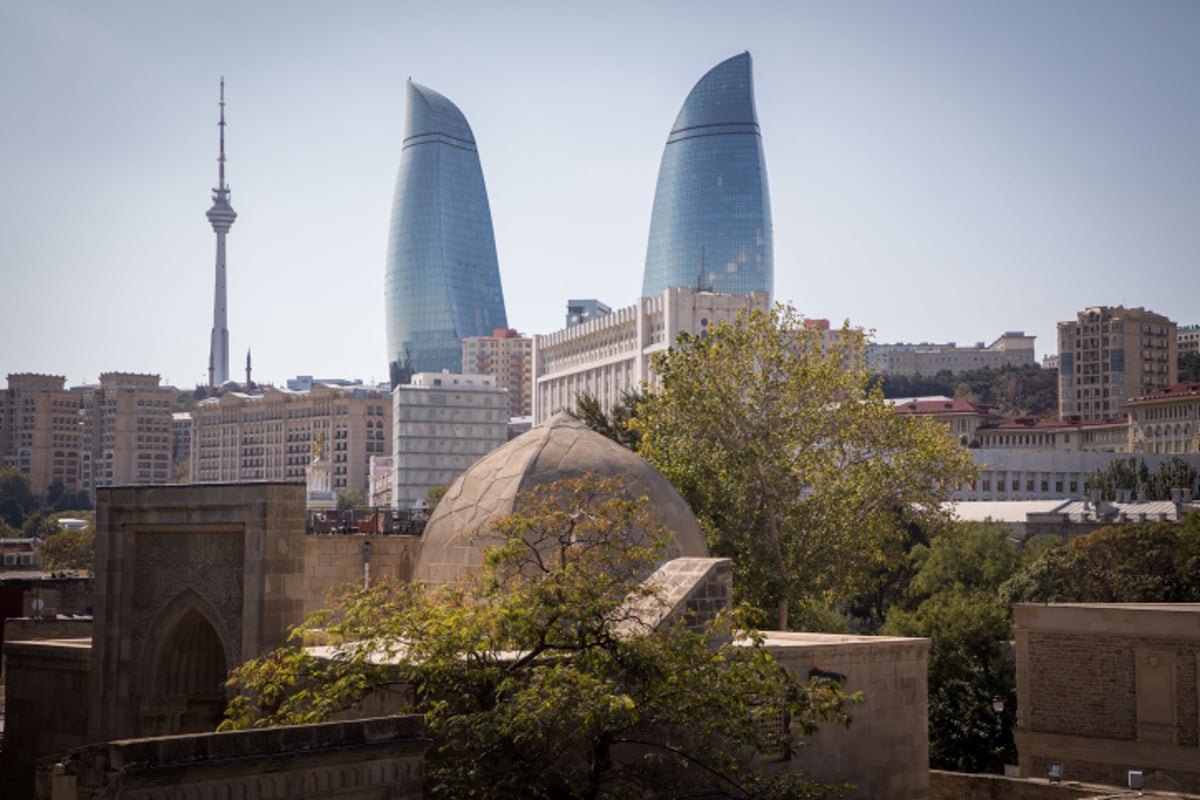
[207,78,237,387]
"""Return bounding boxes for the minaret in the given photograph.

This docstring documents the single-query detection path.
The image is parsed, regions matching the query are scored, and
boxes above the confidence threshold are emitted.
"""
[206,78,237,387]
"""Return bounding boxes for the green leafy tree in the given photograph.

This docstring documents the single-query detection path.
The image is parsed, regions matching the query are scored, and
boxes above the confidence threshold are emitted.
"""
[0,466,37,528]
[1086,456,1198,502]
[225,475,852,800]
[883,522,1032,771]
[1005,514,1200,604]
[570,387,648,451]
[336,488,366,512]
[877,365,1058,419]
[41,527,96,572]
[637,305,975,630]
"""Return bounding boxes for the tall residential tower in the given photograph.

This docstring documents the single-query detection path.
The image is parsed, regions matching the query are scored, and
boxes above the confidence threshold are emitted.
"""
[384,81,508,387]
[206,79,237,387]
[643,52,773,300]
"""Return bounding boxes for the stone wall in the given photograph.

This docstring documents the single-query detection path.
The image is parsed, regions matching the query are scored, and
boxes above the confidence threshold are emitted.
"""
[1015,604,1200,793]
[36,715,428,800]
[3,616,92,643]
[764,633,931,800]
[1,639,92,799]
[930,770,1142,799]
[89,483,308,744]
[302,534,421,615]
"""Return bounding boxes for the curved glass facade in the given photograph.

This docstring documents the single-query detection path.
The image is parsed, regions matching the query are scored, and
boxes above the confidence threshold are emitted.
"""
[642,52,773,300]
[385,80,507,385]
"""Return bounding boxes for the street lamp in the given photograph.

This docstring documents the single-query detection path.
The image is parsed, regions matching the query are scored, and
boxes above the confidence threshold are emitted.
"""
[362,539,372,589]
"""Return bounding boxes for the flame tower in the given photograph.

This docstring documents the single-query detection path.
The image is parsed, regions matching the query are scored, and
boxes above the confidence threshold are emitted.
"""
[206,78,237,387]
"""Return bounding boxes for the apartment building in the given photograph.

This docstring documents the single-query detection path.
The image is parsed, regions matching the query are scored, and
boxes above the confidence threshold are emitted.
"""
[392,372,507,509]
[79,373,175,495]
[533,287,770,424]
[866,332,1036,376]
[191,383,391,497]
[0,374,83,496]
[1179,324,1200,356]
[461,328,533,419]
[1125,381,1200,455]
[1057,306,1176,421]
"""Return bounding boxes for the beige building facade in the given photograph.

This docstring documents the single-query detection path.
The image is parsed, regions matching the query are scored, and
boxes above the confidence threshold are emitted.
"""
[81,373,175,495]
[1179,324,1200,356]
[892,398,1000,446]
[1057,306,1177,421]
[1015,603,1200,792]
[461,327,532,419]
[190,383,391,497]
[533,287,770,424]
[975,417,1131,453]
[0,374,83,496]
[868,332,1037,376]
[1125,381,1200,455]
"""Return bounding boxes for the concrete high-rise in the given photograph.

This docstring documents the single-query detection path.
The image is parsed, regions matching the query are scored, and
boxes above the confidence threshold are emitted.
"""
[643,52,773,300]
[1057,306,1177,420]
[206,79,237,387]
[384,80,508,387]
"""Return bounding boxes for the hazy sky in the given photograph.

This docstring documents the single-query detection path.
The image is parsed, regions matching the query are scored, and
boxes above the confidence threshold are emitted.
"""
[2,1,1197,389]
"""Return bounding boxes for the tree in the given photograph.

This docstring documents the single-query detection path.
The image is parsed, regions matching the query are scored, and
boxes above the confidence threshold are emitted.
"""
[883,522,1038,771]
[336,488,366,512]
[637,305,975,630]
[570,387,648,451]
[1005,514,1200,604]
[41,527,96,572]
[0,466,37,528]
[225,475,852,800]
[1086,456,1199,502]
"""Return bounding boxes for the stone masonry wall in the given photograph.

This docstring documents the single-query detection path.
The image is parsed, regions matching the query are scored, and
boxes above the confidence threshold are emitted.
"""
[302,534,421,615]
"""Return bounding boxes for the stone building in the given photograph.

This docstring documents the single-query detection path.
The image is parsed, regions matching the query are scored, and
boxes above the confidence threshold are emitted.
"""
[1014,603,1200,792]
[0,374,83,497]
[80,373,175,496]
[1057,306,1177,421]
[892,398,1000,446]
[533,286,769,424]
[974,416,1131,453]
[949,451,1200,502]
[1125,381,1200,455]
[868,332,1037,376]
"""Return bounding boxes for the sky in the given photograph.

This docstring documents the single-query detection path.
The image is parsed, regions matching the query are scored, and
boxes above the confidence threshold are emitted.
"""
[1,1,1197,389]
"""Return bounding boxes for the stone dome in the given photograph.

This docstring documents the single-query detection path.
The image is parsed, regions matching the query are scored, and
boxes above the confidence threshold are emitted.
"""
[413,412,708,585]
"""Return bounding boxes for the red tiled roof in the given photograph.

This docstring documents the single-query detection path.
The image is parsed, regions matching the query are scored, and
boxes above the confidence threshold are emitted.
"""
[1126,382,1200,404]
[893,399,995,416]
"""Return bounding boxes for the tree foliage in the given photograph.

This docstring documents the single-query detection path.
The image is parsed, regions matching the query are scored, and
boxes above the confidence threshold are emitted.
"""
[1005,514,1200,604]
[637,305,975,630]
[877,365,1058,419]
[1085,456,1199,502]
[0,466,37,528]
[41,526,96,572]
[883,522,1035,772]
[225,475,852,800]
[570,388,648,451]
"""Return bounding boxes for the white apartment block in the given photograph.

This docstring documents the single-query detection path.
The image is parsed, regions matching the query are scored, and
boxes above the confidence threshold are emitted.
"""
[866,332,1036,376]
[532,287,770,424]
[951,450,1200,502]
[1058,306,1176,421]
[392,371,508,509]
[191,383,391,496]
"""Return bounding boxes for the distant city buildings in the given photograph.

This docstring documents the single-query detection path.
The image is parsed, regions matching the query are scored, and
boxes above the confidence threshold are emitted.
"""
[1126,381,1200,455]
[190,382,390,497]
[0,374,83,497]
[643,52,772,300]
[867,332,1036,376]
[384,80,508,385]
[891,398,1000,446]
[391,371,508,509]
[533,287,769,424]
[461,328,533,419]
[1057,306,1177,421]
[565,299,612,329]
[1179,324,1200,356]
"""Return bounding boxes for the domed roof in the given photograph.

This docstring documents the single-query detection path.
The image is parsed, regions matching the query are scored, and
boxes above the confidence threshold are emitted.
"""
[413,412,708,585]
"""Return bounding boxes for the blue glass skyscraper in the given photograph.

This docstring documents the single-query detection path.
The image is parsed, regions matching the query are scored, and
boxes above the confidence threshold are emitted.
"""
[642,52,773,300]
[385,80,508,386]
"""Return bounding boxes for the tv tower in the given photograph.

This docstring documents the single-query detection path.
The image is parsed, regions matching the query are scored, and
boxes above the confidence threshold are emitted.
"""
[206,78,237,387]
